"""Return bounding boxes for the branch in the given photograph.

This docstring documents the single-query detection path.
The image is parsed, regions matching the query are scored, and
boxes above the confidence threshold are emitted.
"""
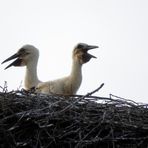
[55,83,105,115]
[85,83,104,96]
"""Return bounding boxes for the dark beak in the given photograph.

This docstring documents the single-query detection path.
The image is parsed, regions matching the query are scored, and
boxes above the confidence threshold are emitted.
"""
[85,45,98,59]
[86,45,98,50]
[1,53,22,69]
[87,53,97,59]
[2,53,19,64]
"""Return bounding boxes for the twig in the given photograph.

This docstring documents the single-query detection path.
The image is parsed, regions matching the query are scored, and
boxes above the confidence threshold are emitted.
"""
[54,83,105,115]
[86,83,104,96]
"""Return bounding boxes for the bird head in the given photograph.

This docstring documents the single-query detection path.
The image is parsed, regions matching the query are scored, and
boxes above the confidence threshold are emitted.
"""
[73,43,98,64]
[1,45,39,69]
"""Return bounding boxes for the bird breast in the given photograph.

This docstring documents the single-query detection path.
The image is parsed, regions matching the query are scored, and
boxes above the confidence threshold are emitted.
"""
[36,76,81,95]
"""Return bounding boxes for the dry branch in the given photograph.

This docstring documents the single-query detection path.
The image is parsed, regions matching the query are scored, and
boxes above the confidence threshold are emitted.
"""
[0,84,148,148]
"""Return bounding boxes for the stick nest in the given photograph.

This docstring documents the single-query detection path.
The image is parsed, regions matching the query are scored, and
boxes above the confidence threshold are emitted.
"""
[0,84,148,148]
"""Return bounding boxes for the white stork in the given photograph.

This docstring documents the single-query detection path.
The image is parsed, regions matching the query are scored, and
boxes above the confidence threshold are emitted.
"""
[36,43,98,95]
[2,45,41,90]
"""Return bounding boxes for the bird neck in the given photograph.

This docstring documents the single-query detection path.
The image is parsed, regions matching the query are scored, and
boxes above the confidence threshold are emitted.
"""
[25,60,40,90]
[69,59,82,94]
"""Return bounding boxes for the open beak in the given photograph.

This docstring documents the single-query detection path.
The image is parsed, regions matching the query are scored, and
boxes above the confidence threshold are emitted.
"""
[81,44,98,63]
[85,45,98,59]
[2,53,19,64]
[87,53,97,59]
[1,53,22,69]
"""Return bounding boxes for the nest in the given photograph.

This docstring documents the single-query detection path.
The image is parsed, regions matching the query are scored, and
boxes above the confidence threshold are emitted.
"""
[0,83,148,148]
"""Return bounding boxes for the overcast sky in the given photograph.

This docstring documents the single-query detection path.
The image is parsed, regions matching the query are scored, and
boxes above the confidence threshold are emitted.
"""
[0,0,148,103]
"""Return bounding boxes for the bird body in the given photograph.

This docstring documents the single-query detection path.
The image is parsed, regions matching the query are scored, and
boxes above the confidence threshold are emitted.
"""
[2,45,41,90]
[36,43,98,95]
[37,58,82,95]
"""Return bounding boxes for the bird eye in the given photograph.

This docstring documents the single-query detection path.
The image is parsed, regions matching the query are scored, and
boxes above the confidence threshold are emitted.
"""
[18,48,29,56]
[19,48,26,53]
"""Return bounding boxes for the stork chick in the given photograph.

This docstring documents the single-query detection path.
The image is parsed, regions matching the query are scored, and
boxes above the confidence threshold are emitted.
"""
[36,43,98,95]
[2,45,41,90]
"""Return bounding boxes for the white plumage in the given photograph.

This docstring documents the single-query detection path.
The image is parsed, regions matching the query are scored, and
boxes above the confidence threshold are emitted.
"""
[36,43,98,95]
[2,45,41,90]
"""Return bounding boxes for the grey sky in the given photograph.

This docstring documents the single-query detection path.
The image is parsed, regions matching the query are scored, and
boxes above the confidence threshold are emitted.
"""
[0,0,148,102]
